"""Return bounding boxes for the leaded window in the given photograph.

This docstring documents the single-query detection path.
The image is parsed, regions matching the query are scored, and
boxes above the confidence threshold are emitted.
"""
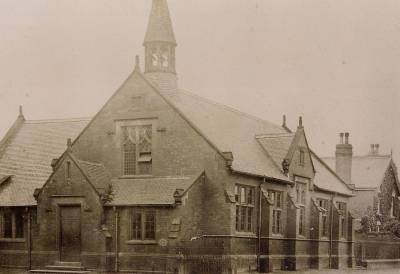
[337,202,347,239]
[122,125,152,176]
[235,185,255,232]
[0,209,24,239]
[269,190,283,234]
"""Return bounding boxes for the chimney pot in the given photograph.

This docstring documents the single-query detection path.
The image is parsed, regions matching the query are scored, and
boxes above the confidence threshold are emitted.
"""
[375,144,380,155]
[340,133,344,144]
[345,132,349,144]
[282,115,287,127]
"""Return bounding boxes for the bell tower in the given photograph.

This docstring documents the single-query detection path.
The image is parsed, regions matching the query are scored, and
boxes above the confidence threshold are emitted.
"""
[144,0,177,84]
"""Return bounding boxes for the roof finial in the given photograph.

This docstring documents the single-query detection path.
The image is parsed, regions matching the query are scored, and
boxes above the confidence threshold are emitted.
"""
[134,55,141,71]
[18,105,24,119]
[298,116,303,129]
[282,114,287,127]
[67,138,72,152]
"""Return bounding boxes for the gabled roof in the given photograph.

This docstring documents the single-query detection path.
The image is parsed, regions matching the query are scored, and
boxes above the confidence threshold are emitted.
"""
[144,0,177,45]
[0,118,89,206]
[323,154,394,189]
[256,133,295,172]
[138,72,290,181]
[109,172,204,206]
[311,151,353,196]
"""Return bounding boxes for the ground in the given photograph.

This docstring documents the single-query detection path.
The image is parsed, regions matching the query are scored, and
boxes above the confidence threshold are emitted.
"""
[1,268,400,274]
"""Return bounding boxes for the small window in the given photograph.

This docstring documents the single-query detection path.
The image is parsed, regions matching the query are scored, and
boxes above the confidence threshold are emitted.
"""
[299,149,305,166]
[235,185,255,233]
[131,210,156,241]
[299,207,305,235]
[1,209,24,239]
[66,161,71,180]
[270,190,283,234]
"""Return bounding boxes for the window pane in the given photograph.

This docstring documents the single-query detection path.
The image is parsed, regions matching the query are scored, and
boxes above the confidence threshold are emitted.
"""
[272,211,276,234]
[240,187,246,204]
[124,141,136,175]
[145,212,155,240]
[247,207,253,231]
[131,212,142,240]
[276,211,281,233]
[247,188,253,205]
[234,186,239,202]
[3,212,12,238]
[235,206,240,231]
[240,207,246,231]
[276,192,281,208]
[15,211,24,238]
[299,208,305,235]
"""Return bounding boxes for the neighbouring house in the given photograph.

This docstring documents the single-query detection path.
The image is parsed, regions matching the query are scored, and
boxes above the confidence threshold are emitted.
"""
[323,134,400,230]
[0,1,356,273]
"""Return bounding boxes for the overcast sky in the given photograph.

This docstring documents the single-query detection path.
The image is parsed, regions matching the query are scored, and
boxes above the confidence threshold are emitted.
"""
[0,0,399,161]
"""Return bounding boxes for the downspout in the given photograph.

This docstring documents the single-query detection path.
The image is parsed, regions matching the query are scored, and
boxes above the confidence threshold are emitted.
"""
[329,192,336,269]
[26,207,31,270]
[257,178,265,271]
[114,206,119,273]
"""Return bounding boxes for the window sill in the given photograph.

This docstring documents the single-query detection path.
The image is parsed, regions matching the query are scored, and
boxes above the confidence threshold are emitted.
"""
[271,233,284,238]
[120,175,153,179]
[235,231,257,238]
[0,238,25,243]
[125,240,157,245]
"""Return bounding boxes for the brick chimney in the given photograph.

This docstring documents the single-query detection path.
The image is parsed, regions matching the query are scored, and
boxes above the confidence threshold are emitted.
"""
[335,132,353,184]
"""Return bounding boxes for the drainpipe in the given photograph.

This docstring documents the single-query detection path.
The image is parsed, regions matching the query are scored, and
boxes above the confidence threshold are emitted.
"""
[257,178,264,271]
[329,193,336,269]
[26,207,32,270]
[114,206,119,272]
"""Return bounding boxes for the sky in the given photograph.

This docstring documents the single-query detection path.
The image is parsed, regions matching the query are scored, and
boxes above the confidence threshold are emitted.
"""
[0,0,399,161]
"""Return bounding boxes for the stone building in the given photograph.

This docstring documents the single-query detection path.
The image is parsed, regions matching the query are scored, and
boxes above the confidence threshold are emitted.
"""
[0,0,355,273]
[323,134,400,228]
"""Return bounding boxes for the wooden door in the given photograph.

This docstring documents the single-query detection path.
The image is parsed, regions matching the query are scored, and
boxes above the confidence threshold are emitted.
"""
[60,206,81,262]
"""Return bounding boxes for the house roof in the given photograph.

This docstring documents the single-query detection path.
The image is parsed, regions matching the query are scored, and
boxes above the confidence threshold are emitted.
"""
[0,118,89,206]
[144,0,177,45]
[144,76,290,181]
[311,151,353,196]
[109,172,203,206]
[256,133,295,172]
[323,155,393,189]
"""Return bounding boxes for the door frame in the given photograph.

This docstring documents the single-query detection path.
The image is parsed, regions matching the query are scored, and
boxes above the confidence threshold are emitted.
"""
[57,204,82,262]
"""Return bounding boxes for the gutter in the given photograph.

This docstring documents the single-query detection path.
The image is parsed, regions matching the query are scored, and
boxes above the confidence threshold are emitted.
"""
[231,169,294,186]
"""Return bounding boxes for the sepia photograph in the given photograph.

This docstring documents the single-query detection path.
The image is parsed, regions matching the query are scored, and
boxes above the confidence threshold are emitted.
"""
[0,0,399,273]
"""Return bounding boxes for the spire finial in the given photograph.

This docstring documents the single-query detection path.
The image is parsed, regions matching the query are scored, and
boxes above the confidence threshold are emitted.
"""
[18,105,24,119]
[298,116,303,129]
[67,138,72,152]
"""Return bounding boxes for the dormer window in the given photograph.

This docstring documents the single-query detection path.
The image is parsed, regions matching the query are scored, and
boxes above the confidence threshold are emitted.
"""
[121,125,152,176]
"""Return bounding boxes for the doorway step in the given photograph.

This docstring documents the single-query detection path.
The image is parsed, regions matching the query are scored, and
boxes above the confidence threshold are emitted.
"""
[29,261,92,274]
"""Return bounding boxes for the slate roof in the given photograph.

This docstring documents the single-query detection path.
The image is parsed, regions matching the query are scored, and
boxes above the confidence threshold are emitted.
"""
[256,133,295,171]
[311,152,353,196]
[323,155,393,189]
[0,118,89,206]
[144,0,177,45]
[152,85,290,181]
[75,158,111,192]
[109,172,203,206]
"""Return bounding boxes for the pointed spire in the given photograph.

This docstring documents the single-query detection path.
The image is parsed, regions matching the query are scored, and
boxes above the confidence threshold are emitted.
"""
[144,0,177,45]
[298,116,303,129]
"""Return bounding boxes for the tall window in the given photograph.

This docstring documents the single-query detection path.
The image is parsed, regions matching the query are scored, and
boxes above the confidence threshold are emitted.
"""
[299,149,305,166]
[296,182,306,235]
[337,202,347,239]
[317,198,329,237]
[122,125,152,176]
[235,185,255,232]
[1,209,24,239]
[131,210,156,241]
[270,190,283,235]
[66,161,71,180]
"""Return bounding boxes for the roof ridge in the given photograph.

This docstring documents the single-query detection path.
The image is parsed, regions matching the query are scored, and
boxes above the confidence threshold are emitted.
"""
[176,88,285,131]
[322,154,392,159]
[76,159,105,167]
[25,117,92,124]
[255,133,295,138]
